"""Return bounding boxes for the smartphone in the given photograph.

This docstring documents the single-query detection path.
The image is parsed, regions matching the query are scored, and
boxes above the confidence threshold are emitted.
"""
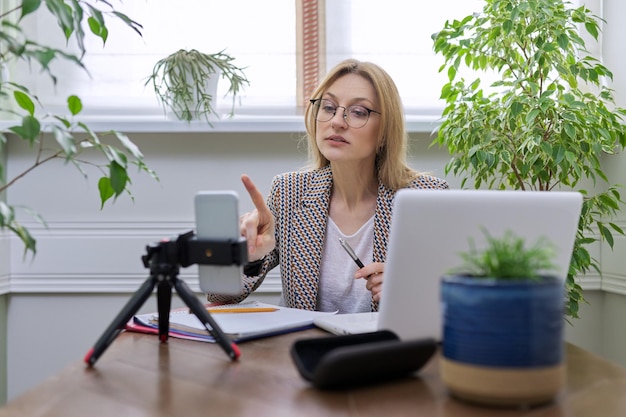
[194,191,243,295]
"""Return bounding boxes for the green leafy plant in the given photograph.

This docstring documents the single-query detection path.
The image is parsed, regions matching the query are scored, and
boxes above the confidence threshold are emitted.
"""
[453,229,557,280]
[0,0,158,256]
[431,0,626,317]
[146,48,249,123]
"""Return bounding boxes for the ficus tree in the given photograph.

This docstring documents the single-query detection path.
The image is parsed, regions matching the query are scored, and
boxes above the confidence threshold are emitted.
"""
[0,0,158,256]
[431,0,626,318]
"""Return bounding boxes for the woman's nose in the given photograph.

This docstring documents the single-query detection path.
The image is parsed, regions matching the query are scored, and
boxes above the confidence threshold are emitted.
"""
[330,106,348,128]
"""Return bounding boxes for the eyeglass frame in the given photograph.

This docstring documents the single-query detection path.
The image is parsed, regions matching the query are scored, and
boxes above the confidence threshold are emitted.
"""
[309,98,381,129]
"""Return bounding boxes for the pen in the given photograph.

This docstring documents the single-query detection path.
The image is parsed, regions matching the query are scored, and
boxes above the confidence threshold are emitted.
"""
[338,238,365,268]
[207,307,278,313]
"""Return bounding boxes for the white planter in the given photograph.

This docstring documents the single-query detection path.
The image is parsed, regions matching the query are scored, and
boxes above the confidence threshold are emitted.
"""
[166,69,221,122]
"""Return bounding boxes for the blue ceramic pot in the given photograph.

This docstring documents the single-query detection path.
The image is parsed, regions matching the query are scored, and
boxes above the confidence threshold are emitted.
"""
[441,275,564,368]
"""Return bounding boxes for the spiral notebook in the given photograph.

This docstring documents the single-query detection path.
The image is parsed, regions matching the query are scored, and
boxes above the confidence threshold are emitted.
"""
[131,301,336,343]
[314,189,583,340]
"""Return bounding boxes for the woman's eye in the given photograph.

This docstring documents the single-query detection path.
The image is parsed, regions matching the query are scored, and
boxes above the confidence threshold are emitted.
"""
[350,107,368,118]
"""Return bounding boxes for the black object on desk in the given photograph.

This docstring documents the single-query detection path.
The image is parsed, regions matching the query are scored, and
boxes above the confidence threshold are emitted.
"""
[291,330,437,390]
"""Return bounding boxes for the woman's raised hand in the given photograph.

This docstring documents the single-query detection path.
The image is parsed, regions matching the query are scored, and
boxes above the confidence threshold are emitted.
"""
[239,174,276,261]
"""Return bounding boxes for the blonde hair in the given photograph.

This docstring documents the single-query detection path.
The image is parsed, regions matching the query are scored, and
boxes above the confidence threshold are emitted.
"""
[304,58,421,190]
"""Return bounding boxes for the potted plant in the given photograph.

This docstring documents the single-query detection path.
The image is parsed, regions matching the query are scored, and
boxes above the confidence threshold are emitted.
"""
[440,228,565,407]
[145,49,249,123]
[1,1,157,256]
[431,0,626,319]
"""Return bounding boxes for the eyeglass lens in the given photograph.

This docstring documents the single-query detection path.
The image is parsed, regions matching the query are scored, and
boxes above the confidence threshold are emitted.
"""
[314,99,373,128]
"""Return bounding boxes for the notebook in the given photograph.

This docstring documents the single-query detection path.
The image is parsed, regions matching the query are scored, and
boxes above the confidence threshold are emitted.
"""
[313,189,583,341]
[131,301,336,343]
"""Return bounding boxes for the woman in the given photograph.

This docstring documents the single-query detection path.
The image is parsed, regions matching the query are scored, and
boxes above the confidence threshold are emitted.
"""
[208,58,448,312]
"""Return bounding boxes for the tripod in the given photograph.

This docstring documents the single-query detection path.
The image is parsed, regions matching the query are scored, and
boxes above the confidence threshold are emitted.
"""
[84,231,246,366]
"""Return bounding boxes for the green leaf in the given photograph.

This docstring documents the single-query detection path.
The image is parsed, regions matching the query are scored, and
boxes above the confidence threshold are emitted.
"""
[542,42,556,52]
[553,145,566,164]
[45,0,75,40]
[85,4,105,27]
[13,91,35,115]
[29,48,58,73]
[109,161,129,197]
[98,177,115,209]
[21,0,42,19]
[0,201,13,225]
[51,126,76,156]
[0,203,36,256]
[53,115,72,129]
[67,95,82,115]
[114,131,143,160]
[563,122,576,139]
[510,101,523,118]
[447,66,457,82]
[585,22,599,40]
[11,222,37,257]
[599,224,614,248]
[8,115,41,142]
[111,11,143,37]
[503,19,513,34]
[87,16,108,44]
[107,147,128,167]
[525,109,540,125]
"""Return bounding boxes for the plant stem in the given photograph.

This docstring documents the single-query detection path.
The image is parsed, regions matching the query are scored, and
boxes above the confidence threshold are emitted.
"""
[0,134,63,193]
[0,5,21,20]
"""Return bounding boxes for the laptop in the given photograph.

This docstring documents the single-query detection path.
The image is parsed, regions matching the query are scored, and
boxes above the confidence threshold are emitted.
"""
[313,189,583,341]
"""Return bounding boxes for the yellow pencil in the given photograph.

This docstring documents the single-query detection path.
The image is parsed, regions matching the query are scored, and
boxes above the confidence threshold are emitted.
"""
[206,307,279,314]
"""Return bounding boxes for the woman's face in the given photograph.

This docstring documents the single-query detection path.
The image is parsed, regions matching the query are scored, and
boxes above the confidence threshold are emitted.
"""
[314,73,381,166]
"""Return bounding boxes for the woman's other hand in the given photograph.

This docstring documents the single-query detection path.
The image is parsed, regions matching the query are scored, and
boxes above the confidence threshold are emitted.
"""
[355,262,384,302]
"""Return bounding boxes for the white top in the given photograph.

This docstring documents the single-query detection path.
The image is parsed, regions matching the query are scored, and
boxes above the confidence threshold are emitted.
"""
[316,216,374,313]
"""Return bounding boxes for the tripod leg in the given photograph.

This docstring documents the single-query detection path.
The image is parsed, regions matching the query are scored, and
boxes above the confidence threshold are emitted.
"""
[84,276,157,366]
[173,277,240,361]
[156,278,173,343]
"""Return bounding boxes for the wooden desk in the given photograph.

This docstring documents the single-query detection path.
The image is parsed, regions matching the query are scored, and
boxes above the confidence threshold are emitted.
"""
[2,329,626,417]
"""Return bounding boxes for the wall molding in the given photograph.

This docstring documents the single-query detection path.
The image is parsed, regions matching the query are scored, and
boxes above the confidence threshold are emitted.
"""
[7,272,283,295]
[602,275,626,296]
[5,220,622,296]
[0,232,9,295]
[577,275,602,291]
[6,222,282,295]
[0,278,8,295]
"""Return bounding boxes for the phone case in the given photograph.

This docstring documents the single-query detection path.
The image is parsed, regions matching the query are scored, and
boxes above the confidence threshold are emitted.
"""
[290,330,437,390]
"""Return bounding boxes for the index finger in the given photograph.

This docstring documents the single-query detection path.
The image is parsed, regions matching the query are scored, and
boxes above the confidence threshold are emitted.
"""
[241,174,270,213]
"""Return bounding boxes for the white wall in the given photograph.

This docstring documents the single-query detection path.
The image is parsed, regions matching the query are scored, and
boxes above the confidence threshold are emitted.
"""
[3,130,453,400]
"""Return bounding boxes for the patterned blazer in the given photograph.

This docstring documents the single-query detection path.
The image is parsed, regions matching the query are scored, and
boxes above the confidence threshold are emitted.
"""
[207,165,449,311]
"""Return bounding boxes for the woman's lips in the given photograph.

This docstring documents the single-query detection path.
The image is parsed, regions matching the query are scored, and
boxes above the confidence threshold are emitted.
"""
[326,135,348,143]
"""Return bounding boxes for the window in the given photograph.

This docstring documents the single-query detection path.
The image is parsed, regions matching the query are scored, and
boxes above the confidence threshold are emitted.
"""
[16,0,296,115]
[327,1,484,114]
[14,1,484,119]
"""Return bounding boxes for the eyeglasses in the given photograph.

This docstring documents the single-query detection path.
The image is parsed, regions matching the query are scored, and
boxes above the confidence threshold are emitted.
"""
[310,98,381,129]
